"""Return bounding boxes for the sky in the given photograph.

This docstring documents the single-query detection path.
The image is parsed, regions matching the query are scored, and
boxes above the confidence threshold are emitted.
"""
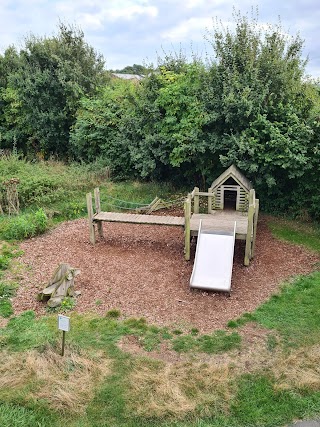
[0,0,319,78]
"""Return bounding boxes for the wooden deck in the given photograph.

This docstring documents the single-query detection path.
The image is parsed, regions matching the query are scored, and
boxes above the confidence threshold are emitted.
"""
[190,210,249,239]
[93,212,185,227]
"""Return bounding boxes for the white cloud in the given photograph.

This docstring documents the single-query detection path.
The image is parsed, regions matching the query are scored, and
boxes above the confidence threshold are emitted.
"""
[161,17,212,42]
[54,0,158,27]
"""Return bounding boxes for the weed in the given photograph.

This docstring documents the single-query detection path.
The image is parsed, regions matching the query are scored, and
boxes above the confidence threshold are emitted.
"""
[46,297,76,313]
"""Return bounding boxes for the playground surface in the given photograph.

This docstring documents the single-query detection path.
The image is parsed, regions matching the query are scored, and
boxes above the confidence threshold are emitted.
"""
[12,214,319,333]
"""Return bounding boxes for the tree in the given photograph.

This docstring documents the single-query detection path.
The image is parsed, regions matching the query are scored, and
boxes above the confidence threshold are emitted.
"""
[8,22,106,157]
[112,64,148,75]
[201,11,317,212]
[71,79,136,178]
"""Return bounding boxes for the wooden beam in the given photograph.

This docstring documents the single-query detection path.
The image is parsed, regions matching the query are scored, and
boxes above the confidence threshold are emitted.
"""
[244,189,256,266]
[184,195,191,261]
[86,192,95,244]
[94,187,104,240]
[193,187,199,214]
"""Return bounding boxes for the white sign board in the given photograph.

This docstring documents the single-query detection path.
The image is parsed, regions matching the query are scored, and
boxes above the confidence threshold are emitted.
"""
[58,315,70,332]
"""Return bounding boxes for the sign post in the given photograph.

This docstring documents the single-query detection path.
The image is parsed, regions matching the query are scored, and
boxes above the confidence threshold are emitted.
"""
[58,314,70,356]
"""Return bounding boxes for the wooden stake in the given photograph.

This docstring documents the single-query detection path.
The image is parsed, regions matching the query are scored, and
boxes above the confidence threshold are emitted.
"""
[193,187,199,214]
[86,192,95,244]
[61,330,66,356]
[184,195,191,261]
[251,199,259,258]
[94,187,104,239]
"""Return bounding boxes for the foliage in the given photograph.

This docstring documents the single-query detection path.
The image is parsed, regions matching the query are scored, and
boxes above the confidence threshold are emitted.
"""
[111,64,149,75]
[70,79,136,178]
[0,22,106,157]
[0,209,48,240]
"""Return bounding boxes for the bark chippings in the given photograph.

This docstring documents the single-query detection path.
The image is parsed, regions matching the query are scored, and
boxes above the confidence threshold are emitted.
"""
[12,216,319,333]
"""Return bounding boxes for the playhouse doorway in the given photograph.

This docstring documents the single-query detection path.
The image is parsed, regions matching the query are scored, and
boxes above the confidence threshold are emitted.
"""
[223,190,237,210]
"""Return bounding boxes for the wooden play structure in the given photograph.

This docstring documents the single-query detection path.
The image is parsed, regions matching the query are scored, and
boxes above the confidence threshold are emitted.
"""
[86,165,259,267]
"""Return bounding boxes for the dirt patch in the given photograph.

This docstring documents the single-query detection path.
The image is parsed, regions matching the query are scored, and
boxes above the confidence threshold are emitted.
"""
[12,215,319,333]
[119,335,187,363]
[0,318,9,329]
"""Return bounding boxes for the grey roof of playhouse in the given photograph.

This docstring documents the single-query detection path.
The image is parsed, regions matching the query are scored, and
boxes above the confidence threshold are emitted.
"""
[210,165,253,192]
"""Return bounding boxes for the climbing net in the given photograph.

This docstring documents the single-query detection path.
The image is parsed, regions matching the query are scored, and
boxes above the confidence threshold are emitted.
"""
[99,194,184,213]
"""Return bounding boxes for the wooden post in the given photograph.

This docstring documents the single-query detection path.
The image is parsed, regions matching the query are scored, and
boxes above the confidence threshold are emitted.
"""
[207,187,213,213]
[86,192,95,244]
[193,187,199,214]
[244,189,255,266]
[61,330,66,356]
[94,187,104,239]
[184,194,191,261]
[251,199,259,258]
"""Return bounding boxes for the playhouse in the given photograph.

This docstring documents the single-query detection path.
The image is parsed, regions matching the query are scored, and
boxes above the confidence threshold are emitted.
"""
[210,164,252,211]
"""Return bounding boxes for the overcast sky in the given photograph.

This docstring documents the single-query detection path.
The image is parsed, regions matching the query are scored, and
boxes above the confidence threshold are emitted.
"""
[0,0,319,77]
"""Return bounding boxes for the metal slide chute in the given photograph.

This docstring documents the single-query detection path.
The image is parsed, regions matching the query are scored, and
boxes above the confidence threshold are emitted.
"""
[190,220,236,293]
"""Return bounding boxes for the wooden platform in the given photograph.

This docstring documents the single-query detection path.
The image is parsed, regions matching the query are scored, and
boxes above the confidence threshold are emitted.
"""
[93,212,185,227]
[190,210,249,240]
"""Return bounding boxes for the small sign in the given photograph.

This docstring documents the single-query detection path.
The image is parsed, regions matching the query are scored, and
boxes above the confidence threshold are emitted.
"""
[58,314,70,332]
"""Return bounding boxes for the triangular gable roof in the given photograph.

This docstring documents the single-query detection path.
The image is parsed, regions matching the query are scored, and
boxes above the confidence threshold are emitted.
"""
[210,165,253,192]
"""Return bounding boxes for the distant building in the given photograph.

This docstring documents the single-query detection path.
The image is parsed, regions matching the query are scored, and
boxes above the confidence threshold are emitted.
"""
[111,73,144,81]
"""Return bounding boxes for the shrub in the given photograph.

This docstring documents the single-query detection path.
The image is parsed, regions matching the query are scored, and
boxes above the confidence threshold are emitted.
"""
[0,209,48,240]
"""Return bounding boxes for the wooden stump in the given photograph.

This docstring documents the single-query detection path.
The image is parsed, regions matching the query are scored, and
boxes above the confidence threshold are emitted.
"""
[38,263,80,308]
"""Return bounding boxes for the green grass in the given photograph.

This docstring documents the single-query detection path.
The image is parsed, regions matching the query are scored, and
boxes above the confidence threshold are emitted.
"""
[0,311,57,351]
[254,272,320,347]
[227,272,320,348]
[0,403,58,427]
[0,243,22,317]
[269,217,320,253]
[172,330,241,354]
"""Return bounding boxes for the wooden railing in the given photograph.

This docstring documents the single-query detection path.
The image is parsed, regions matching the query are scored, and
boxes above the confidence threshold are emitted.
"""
[184,187,259,266]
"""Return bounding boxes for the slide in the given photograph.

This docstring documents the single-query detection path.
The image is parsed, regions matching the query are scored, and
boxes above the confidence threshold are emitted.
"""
[190,220,236,293]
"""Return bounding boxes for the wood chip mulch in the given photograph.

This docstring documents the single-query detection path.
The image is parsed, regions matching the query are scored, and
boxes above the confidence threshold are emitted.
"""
[11,215,319,333]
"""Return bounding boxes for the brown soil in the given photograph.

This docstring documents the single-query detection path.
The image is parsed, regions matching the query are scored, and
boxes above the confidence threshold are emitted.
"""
[12,215,319,333]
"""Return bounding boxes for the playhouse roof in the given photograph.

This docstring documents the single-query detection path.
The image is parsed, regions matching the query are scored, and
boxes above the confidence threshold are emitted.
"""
[210,165,253,192]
